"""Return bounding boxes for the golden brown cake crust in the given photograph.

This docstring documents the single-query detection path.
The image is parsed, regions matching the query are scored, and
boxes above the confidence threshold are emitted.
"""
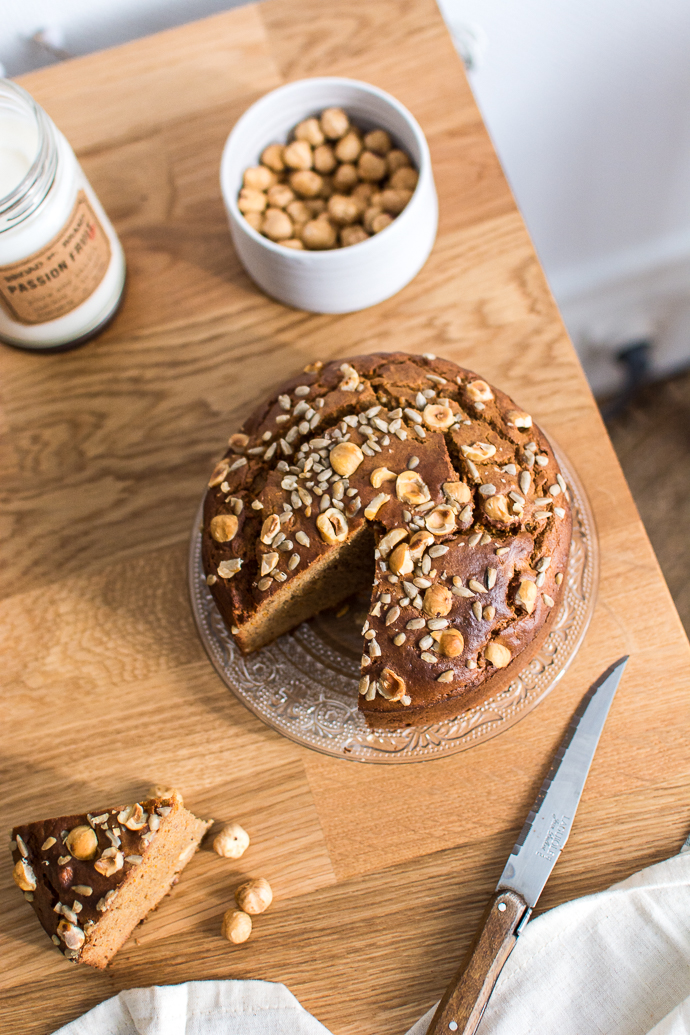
[201,352,572,728]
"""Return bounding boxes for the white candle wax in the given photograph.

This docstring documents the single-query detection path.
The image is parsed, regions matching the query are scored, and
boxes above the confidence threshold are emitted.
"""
[0,112,39,199]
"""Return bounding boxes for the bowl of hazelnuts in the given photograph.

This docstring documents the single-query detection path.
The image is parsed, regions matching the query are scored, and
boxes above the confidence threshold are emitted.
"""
[220,77,438,313]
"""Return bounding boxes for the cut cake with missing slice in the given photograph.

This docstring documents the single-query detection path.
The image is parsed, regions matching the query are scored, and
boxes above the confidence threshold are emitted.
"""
[11,791,211,968]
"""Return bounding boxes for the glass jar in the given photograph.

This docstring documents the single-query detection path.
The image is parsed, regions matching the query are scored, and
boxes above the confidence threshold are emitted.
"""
[0,79,126,351]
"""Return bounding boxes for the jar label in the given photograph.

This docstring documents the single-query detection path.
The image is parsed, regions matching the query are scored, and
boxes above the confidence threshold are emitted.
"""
[0,190,112,325]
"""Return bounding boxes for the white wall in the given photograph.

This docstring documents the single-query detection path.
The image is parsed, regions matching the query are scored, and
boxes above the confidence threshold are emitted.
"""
[5,0,690,394]
[439,0,690,392]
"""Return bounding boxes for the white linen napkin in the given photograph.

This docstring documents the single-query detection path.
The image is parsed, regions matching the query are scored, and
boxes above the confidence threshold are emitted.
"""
[53,848,690,1035]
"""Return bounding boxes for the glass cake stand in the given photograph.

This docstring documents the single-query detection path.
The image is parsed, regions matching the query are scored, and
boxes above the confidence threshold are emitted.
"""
[189,447,598,763]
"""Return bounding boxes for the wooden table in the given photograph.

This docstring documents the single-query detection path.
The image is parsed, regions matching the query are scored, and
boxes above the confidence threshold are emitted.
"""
[2,2,689,1032]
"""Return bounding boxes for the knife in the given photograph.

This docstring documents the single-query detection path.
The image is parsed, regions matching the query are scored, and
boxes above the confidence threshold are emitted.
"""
[427,656,629,1035]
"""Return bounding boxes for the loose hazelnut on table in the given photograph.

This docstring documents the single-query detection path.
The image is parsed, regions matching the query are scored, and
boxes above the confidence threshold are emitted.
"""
[214,822,250,859]
[320,106,350,140]
[235,877,273,914]
[222,909,252,944]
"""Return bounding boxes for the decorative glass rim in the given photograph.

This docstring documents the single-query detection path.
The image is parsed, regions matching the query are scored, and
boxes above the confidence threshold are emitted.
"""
[189,442,598,763]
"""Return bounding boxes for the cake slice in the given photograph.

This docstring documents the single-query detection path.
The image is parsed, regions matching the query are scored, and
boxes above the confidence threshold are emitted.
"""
[11,791,211,968]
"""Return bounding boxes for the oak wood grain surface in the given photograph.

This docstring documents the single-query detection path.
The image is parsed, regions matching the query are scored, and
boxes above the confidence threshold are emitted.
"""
[1,1,689,1032]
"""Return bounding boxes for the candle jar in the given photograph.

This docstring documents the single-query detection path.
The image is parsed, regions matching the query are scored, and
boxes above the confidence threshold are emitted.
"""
[0,79,126,351]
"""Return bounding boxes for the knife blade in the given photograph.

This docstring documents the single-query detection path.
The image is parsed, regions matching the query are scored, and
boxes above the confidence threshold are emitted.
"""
[426,656,629,1035]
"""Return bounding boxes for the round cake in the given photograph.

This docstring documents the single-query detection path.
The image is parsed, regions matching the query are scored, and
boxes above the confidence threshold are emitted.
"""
[201,352,571,729]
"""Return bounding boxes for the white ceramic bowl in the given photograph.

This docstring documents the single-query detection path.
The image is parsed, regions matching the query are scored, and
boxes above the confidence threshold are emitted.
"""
[220,77,438,314]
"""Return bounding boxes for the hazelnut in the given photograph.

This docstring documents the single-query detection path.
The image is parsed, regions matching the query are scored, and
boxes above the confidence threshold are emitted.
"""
[320,107,350,139]
[261,144,285,172]
[213,822,250,859]
[222,909,252,944]
[352,181,377,204]
[238,188,267,214]
[377,527,408,557]
[364,492,390,519]
[318,174,334,199]
[261,514,281,544]
[313,144,337,173]
[370,466,397,488]
[327,194,361,226]
[295,117,325,147]
[243,211,263,231]
[390,166,419,191]
[515,578,538,614]
[147,784,181,802]
[267,184,295,209]
[210,514,239,543]
[423,584,453,617]
[485,642,512,668]
[443,481,471,505]
[483,494,514,524]
[358,150,387,181]
[387,148,411,173]
[208,460,230,488]
[286,199,311,224]
[57,920,85,951]
[260,552,279,576]
[335,131,363,164]
[235,877,273,915]
[396,470,431,506]
[364,129,392,155]
[425,506,457,535]
[408,530,435,559]
[301,218,336,249]
[332,163,359,192]
[94,848,124,877]
[389,543,414,577]
[117,803,147,830]
[13,858,36,892]
[423,403,455,430]
[438,628,465,657]
[370,211,393,234]
[303,360,323,374]
[262,208,293,242]
[279,239,304,250]
[316,508,349,544]
[65,825,99,861]
[243,166,276,191]
[464,379,494,403]
[378,667,407,702]
[338,363,360,391]
[460,442,497,462]
[507,409,533,429]
[330,441,364,476]
[228,432,249,451]
[379,188,413,215]
[340,226,370,247]
[289,170,324,198]
[218,559,242,579]
[283,139,313,170]
[306,198,328,216]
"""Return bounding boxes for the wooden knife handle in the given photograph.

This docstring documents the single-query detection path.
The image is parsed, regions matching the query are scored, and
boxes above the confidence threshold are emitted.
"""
[426,889,530,1035]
